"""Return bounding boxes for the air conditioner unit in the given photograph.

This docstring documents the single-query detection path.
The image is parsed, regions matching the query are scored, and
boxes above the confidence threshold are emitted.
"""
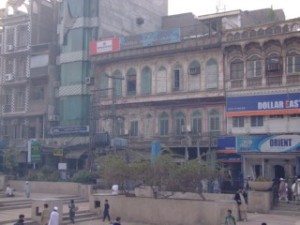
[85,77,94,85]
[7,45,14,51]
[48,115,59,121]
[4,74,14,81]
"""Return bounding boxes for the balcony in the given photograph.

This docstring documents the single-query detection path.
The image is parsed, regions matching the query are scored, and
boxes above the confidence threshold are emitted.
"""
[286,74,300,85]
[230,79,243,89]
[266,75,283,86]
[247,77,262,87]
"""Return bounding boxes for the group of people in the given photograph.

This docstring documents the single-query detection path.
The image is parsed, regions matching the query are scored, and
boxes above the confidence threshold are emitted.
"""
[273,177,300,203]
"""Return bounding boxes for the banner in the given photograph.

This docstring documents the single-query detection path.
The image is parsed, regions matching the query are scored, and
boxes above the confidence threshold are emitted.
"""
[89,37,120,55]
[27,139,41,163]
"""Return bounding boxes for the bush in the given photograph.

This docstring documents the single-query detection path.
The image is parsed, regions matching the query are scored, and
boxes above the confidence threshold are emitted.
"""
[71,170,96,184]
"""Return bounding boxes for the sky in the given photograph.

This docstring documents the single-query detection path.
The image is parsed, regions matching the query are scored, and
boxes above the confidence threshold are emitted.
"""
[0,0,298,20]
[168,0,299,19]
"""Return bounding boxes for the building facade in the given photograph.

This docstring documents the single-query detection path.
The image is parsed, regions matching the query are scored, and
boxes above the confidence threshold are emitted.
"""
[223,18,300,180]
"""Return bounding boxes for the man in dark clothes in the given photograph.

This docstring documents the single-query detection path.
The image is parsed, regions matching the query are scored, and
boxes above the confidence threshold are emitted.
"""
[14,214,25,225]
[103,199,111,222]
[113,217,121,225]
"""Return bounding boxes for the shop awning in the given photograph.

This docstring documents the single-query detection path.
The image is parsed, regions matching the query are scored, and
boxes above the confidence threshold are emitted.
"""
[65,149,87,159]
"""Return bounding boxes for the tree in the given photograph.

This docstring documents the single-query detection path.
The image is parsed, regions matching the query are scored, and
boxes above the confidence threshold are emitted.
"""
[3,148,19,175]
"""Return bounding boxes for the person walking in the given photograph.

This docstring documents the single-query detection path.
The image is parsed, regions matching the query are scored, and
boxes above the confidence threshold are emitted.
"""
[278,178,288,202]
[234,188,247,222]
[68,199,77,224]
[112,217,121,225]
[14,214,25,225]
[103,199,111,223]
[48,206,59,225]
[292,178,300,204]
[24,181,30,198]
[224,209,236,225]
[41,204,51,225]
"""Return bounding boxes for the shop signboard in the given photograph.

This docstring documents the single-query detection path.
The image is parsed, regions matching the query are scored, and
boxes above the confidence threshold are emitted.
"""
[236,134,300,153]
[226,93,300,116]
[120,28,181,50]
[89,37,120,55]
[27,139,41,163]
[217,136,240,163]
[49,126,89,135]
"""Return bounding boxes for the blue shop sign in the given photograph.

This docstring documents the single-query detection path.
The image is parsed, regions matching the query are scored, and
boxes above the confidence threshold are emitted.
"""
[49,126,89,135]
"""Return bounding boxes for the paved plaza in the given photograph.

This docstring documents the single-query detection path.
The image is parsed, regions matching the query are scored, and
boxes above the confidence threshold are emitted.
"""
[1,192,300,225]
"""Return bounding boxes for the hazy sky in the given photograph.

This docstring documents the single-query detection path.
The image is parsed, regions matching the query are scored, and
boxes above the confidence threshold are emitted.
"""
[0,0,298,20]
[168,0,299,19]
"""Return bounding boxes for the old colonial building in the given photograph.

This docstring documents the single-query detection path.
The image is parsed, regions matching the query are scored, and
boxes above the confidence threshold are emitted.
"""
[223,17,300,179]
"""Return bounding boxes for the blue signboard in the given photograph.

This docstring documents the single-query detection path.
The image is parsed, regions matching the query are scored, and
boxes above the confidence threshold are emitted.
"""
[151,140,161,162]
[226,93,300,116]
[49,126,89,135]
[236,134,300,153]
[217,136,236,150]
[120,28,181,50]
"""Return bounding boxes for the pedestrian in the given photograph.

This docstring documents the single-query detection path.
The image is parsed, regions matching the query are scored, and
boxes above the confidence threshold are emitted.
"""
[278,178,288,202]
[234,188,247,222]
[24,181,30,198]
[112,217,121,225]
[213,178,220,193]
[41,203,51,225]
[224,209,236,225]
[103,199,111,222]
[14,214,25,225]
[292,178,300,204]
[68,199,77,224]
[5,184,15,197]
[48,206,59,225]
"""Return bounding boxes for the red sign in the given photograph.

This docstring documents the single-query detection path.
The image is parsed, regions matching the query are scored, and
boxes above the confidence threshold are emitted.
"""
[89,37,120,55]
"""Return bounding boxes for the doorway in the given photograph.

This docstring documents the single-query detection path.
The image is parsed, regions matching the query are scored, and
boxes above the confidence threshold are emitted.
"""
[274,165,285,179]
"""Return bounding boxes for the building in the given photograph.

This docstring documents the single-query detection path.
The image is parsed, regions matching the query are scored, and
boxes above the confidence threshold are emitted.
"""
[223,16,300,180]
[0,0,58,171]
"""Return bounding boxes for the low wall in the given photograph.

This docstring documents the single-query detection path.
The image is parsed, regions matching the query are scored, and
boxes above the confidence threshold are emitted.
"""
[248,191,272,213]
[8,180,91,200]
[90,194,238,225]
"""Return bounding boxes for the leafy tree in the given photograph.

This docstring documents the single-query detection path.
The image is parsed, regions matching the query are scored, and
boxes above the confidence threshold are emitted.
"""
[3,148,18,175]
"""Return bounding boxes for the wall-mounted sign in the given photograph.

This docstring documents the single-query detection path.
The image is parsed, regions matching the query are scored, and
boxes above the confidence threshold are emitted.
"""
[236,134,300,153]
[89,37,120,55]
[49,126,89,135]
[53,149,63,157]
[120,28,181,50]
[27,139,41,163]
[226,93,300,116]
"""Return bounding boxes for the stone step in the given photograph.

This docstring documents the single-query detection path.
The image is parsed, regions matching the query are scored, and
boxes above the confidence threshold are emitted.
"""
[270,209,300,216]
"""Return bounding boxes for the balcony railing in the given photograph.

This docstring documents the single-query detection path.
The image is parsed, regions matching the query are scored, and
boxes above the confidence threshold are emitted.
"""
[266,75,283,86]
[286,74,300,84]
[230,80,243,89]
[247,77,262,87]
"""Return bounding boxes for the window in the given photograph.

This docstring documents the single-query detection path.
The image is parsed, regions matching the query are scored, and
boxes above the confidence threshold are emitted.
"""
[159,112,169,136]
[269,115,284,119]
[112,70,122,97]
[17,25,29,47]
[173,64,183,91]
[192,111,202,134]
[230,59,244,79]
[247,56,262,77]
[188,60,201,75]
[130,119,139,137]
[144,114,153,137]
[99,73,109,97]
[232,117,244,128]
[206,58,218,89]
[266,54,281,72]
[16,56,28,78]
[157,66,167,93]
[32,86,44,100]
[141,67,152,95]
[6,27,14,47]
[15,88,26,111]
[290,114,300,118]
[287,54,300,74]
[5,58,14,74]
[251,116,263,127]
[188,61,201,91]
[116,118,124,136]
[2,89,12,113]
[126,68,136,96]
[175,112,185,135]
[209,110,220,132]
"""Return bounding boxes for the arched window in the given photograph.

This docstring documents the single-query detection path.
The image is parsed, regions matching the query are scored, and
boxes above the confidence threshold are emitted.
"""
[266,53,281,73]
[287,53,300,74]
[173,63,183,91]
[192,111,202,134]
[112,70,123,97]
[141,66,152,95]
[206,58,218,89]
[230,59,244,80]
[157,66,167,93]
[247,56,262,77]
[126,68,136,96]
[175,112,185,135]
[209,110,220,133]
[99,72,109,97]
[188,60,201,91]
[144,114,153,137]
[159,112,169,136]
[129,114,139,137]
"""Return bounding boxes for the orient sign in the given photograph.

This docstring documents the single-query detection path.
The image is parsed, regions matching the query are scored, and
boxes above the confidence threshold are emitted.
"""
[260,135,300,152]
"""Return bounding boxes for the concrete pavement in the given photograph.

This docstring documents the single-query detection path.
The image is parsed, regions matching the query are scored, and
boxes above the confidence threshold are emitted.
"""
[1,192,300,225]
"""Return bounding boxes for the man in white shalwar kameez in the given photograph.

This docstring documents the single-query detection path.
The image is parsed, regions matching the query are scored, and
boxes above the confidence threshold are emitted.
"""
[48,206,59,225]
